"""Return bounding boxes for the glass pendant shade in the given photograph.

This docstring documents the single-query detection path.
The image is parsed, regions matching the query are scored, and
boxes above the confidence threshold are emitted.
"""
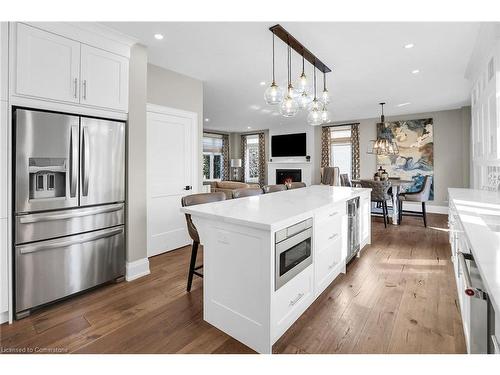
[320,105,331,124]
[307,107,323,126]
[280,94,299,117]
[321,89,330,105]
[308,98,321,111]
[264,82,284,105]
[298,73,308,90]
[297,91,313,109]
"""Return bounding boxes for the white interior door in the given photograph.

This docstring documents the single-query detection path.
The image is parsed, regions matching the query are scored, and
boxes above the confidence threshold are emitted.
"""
[147,104,198,257]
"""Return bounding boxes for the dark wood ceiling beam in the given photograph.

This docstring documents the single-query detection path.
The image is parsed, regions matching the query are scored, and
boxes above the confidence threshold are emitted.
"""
[269,24,332,74]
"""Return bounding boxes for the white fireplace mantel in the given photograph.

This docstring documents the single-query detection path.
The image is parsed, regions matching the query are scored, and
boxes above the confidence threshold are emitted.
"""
[267,161,313,185]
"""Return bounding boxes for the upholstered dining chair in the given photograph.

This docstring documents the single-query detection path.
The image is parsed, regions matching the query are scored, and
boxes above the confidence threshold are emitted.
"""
[359,179,392,228]
[232,187,263,199]
[263,184,287,193]
[181,192,226,292]
[287,182,306,189]
[398,176,432,227]
[320,166,340,186]
[340,174,351,187]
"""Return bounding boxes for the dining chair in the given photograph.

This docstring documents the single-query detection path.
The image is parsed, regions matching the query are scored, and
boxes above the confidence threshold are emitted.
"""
[359,179,392,228]
[232,187,263,199]
[263,184,287,193]
[398,176,432,227]
[320,166,340,186]
[181,192,226,292]
[287,182,307,189]
[340,174,351,187]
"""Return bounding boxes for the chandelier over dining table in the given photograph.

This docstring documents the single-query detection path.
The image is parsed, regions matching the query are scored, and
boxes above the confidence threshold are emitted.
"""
[264,24,332,125]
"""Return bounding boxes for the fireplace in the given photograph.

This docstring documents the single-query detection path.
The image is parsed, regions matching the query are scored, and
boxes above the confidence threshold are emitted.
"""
[276,169,302,185]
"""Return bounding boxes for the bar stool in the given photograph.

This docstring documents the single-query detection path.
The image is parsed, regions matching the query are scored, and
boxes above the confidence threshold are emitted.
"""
[232,188,263,198]
[181,192,226,292]
[287,182,307,189]
[263,184,287,193]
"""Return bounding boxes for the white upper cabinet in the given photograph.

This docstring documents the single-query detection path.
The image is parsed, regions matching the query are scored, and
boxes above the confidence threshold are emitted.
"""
[1,22,8,101]
[11,23,131,113]
[80,44,129,111]
[15,23,80,104]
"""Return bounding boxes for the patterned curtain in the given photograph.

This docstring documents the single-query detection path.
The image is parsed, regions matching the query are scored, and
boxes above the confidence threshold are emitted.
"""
[321,126,331,168]
[221,134,229,180]
[240,135,247,182]
[258,133,266,186]
[351,124,360,179]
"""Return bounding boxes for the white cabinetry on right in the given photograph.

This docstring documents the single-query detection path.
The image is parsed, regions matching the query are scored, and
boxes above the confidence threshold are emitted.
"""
[11,23,129,112]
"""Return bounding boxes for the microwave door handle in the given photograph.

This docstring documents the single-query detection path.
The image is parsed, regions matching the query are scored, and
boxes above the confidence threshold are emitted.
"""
[457,252,487,300]
[69,125,78,197]
[82,126,90,196]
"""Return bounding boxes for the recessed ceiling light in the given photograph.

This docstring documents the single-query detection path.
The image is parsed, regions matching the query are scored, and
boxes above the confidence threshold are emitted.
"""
[204,118,210,122]
[411,69,420,74]
[250,105,261,110]
[404,43,414,49]
[154,34,164,40]
[260,81,266,86]
[247,126,252,129]
[397,102,411,107]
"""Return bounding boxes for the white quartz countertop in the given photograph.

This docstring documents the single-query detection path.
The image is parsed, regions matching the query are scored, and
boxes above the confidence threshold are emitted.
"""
[449,188,500,312]
[181,185,371,231]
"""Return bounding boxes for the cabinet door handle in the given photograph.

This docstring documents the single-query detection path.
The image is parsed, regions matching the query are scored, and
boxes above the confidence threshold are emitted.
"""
[289,293,304,306]
[328,233,338,240]
[73,78,78,98]
[329,212,338,217]
[83,80,87,100]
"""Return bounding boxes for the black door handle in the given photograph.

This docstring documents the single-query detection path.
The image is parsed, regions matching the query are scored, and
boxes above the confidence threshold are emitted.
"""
[184,186,192,191]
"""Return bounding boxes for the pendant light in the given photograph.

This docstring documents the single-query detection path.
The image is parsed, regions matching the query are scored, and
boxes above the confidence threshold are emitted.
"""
[297,54,313,109]
[368,102,399,155]
[264,32,284,105]
[307,66,323,125]
[280,44,299,117]
[321,71,330,105]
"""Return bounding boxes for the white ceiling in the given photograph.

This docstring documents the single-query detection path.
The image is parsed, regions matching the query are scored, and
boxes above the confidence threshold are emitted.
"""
[104,22,480,132]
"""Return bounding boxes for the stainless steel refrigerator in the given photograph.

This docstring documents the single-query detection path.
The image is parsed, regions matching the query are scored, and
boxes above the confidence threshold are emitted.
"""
[14,108,126,319]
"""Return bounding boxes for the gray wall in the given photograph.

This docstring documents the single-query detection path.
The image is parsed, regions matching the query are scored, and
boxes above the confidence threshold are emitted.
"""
[126,44,148,263]
[327,107,471,207]
[147,64,204,190]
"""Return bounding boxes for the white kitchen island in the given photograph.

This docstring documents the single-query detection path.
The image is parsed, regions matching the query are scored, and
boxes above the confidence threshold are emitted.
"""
[181,185,372,353]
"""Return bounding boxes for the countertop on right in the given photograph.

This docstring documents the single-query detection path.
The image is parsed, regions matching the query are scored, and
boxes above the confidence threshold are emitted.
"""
[448,188,500,313]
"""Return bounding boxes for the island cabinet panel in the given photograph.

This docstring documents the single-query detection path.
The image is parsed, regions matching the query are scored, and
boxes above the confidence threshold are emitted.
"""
[271,265,314,343]
[193,217,273,354]
[360,193,371,246]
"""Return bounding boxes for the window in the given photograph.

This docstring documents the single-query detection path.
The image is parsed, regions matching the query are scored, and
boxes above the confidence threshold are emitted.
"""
[244,135,259,183]
[330,127,352,180]
[203,134,223,181]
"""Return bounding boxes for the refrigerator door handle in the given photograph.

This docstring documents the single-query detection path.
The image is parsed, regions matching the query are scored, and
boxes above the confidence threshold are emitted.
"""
[19,227,124,255]
[70,125,78,198]
[82,126,90,196]
[19,203,124,224]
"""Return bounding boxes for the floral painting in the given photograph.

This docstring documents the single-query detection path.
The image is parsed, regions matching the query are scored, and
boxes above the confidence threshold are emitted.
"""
[376,118,434,200]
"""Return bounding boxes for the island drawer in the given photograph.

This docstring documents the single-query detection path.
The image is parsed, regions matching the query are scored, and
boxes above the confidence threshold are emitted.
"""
[272,265,314,341]
[315,236,342,297]
[315,202,346,225]
[315,214,342,250]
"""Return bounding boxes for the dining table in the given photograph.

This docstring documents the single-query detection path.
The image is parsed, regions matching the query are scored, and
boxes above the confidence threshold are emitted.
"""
[352,178,414,225]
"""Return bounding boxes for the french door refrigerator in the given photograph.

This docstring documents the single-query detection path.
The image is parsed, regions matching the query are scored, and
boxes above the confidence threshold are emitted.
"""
[14,108,125,319]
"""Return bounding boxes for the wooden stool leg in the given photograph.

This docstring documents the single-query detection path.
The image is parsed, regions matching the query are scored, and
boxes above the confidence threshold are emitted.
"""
[187,241,199,292]
[422,202,427,227]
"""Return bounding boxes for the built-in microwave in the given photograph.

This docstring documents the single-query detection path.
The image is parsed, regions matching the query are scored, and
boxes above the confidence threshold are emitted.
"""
[275,218,313,290]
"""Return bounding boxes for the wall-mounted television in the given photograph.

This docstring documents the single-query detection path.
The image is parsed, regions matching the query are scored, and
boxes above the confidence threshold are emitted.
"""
[271,133,307,157]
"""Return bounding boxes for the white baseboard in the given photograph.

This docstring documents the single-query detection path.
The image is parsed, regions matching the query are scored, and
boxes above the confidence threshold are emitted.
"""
[402,202,448,215]
[125,258,150,281]
[0,310,9,325]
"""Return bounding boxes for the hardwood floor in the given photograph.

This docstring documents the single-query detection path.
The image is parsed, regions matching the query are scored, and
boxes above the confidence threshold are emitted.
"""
[0,214,466,354]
